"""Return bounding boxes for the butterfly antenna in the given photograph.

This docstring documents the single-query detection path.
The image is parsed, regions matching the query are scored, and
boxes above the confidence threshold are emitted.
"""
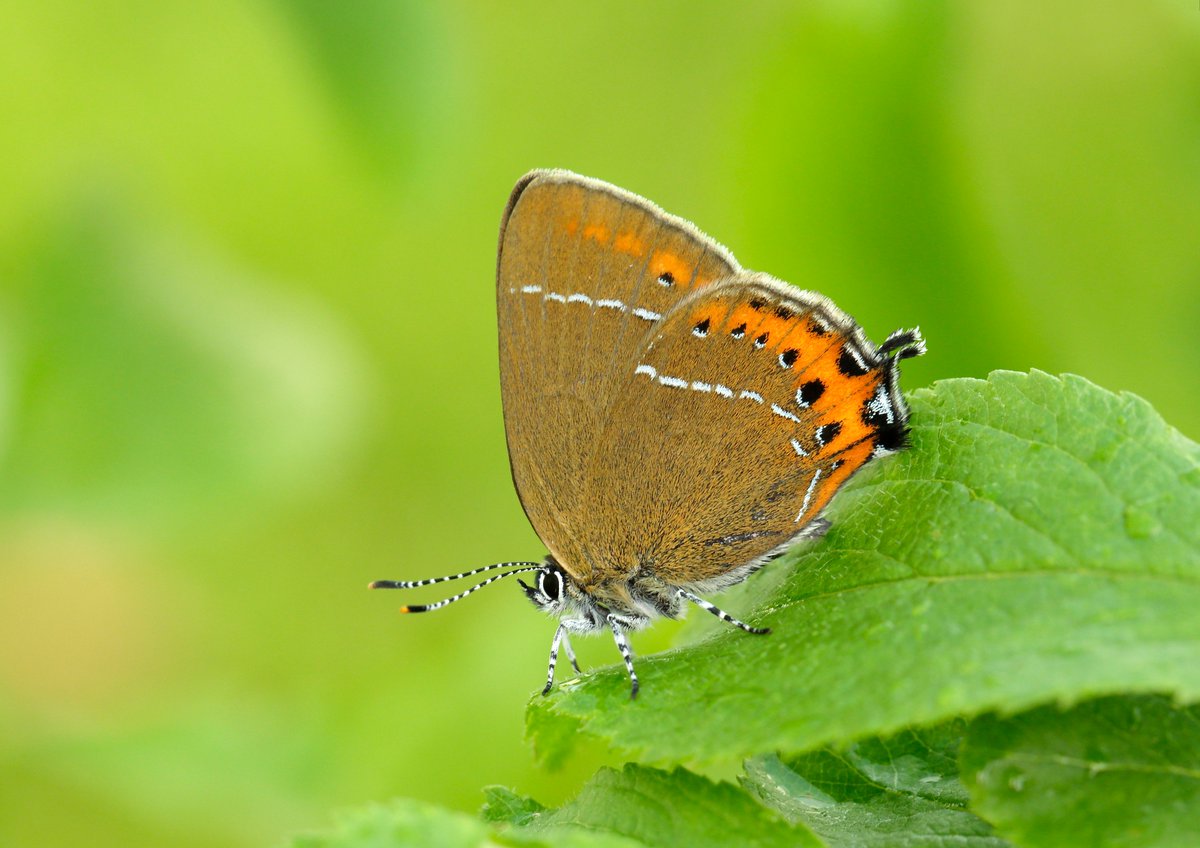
[369,560,542,590]
[369,563,542,614]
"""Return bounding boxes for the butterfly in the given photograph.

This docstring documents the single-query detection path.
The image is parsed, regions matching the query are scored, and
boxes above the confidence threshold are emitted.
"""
[372,170,924,698]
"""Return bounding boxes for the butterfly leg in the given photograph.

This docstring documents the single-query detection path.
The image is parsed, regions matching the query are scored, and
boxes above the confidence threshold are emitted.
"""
[677,588,771,635]
[560,630,581,675]
[542,622,571,696]
[607,614,639,699]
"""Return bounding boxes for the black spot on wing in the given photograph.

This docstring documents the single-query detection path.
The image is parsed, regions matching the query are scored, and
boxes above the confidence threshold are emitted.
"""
[816,421,842,447]
[797,379,825,407]
[837,346,870,377]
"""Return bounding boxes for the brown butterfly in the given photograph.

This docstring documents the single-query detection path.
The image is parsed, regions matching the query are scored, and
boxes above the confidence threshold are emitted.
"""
[372,170,924,698]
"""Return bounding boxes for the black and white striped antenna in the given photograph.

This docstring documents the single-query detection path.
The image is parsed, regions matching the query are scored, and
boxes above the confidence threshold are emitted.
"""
[369,561,542,613]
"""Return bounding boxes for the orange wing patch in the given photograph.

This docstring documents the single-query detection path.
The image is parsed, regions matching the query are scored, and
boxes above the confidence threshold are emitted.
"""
[650,251,692,288]
[721,302,767,338]
[561,222,661,265]
[582,222,611,244]
[812,372,881,452]
[794,345,872,407]
[614,230,646,257]
[748,310,793,351]
[785,323,840,375]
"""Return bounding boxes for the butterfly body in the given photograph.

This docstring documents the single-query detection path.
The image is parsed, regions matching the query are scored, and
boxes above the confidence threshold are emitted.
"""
[373,169,924,698]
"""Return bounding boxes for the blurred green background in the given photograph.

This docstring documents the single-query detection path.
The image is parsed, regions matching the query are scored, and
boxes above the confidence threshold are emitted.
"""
[1,2,1197,846]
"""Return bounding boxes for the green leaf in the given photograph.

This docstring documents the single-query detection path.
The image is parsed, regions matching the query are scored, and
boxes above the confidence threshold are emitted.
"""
[291,799,489,848]
[494,764,818,848]
[480,785,545,827]
[527,371,1200,764]
[298,766,816,848]
[961,695,1200,848]
[743,723,1010,848]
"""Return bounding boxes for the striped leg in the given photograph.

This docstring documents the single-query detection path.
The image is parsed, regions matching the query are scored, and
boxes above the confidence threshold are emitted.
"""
[607,615,639,699]
[561,630,581,674]
[542,622,569,696]
[677,588,771,635]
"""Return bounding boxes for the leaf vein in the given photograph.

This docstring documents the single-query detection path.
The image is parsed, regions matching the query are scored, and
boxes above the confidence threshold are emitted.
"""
[998,751,1200,782]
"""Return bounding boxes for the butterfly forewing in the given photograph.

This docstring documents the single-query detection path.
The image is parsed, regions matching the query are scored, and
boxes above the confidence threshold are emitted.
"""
[581,273,906,588]
[497,170,738,581]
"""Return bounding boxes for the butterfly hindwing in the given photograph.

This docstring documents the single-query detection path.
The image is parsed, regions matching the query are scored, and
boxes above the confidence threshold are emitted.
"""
[580,273,915,589]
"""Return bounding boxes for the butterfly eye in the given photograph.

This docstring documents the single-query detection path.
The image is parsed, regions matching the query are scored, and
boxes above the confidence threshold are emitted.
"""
[538,568,562,602]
